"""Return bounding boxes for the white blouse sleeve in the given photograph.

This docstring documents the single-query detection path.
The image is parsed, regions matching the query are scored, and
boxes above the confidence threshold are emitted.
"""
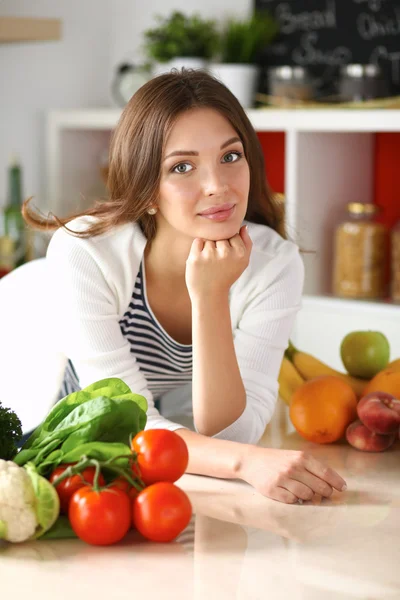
[46,230,186,433]
[210,245,305,445]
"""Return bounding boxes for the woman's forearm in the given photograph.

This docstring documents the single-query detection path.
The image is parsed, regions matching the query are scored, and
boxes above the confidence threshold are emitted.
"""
[176,427,348,504]
[191,292,246,436]
[175,428,253,480]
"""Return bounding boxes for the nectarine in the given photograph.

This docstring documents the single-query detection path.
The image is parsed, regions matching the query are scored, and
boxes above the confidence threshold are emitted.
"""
[346,420,397,452]
[357,391,400,434]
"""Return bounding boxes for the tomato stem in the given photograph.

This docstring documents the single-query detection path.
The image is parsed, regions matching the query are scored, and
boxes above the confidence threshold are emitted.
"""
[92,460,102,492]
[107,465,143,491]
[51,457,91,487]
[50,455,145,492]
[127,452,146,489]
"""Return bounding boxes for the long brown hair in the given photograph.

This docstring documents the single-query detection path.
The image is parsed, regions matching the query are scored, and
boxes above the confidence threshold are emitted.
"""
[23,68,283,241]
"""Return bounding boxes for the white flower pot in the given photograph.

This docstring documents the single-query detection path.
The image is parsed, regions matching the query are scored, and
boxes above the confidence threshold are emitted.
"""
[210,64,260,108]
[152,57,208,77]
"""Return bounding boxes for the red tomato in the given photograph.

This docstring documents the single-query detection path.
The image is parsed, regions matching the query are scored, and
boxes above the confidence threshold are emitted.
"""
[50,465,105,514]
[129,487,140,500]
[131,429,189,485]
[69,486,131,545]
[109,476,131,493]
[109,476,140,499]
[132,482,192,543]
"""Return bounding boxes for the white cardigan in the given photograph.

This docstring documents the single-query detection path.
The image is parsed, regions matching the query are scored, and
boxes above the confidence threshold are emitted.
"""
[46,217,304,445]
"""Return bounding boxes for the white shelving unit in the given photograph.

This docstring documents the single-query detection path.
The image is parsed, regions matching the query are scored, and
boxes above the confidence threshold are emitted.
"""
[46,107,400,298]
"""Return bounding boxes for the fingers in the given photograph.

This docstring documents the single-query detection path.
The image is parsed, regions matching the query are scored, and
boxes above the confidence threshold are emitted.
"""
[292,471,333,498]
[282,480,316,502]
[272,476,329,505]
[239,225,252,251]
[188,238,205,260]
[305,455,347,492]
[214,239,231,256]
[219,225,251,255]
[188,227,251,274]
[270,488,299,504]
[201,236,247,258]
[228,234,246,257]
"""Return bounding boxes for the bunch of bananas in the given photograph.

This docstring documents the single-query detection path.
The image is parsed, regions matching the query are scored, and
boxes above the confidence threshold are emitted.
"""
[278,341,369,406]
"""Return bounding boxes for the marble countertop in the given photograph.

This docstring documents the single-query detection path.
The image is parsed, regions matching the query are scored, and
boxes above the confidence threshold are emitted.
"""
[2,402,399,600]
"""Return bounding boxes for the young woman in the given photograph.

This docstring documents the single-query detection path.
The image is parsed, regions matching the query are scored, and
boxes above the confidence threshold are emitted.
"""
[23,69,347,504]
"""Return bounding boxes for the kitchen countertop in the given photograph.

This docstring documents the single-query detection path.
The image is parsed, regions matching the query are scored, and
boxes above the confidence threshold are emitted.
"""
[1,401,399,600]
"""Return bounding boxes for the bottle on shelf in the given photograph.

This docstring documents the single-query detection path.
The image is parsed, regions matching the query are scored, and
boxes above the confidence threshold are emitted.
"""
[332,202,388,300]
[0,236,16,278]
[0,155,26,277]
[391,219,400,303]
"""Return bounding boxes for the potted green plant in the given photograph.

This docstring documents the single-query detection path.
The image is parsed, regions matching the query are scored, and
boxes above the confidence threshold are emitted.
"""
[212,11,279,108]
[143,11,219,75]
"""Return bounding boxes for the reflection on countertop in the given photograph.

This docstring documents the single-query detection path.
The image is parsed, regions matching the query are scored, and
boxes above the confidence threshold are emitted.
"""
[1,402,399,600]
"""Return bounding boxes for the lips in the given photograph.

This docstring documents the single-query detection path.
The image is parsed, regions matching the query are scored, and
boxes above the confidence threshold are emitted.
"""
[199,202,235,216]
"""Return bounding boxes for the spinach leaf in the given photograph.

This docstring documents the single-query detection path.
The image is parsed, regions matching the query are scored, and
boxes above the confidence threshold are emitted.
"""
[36,449,64,475]
[33,438,63,467]
[61,441,132,463]
[13,447,38,466]
[111,397,147,433]
[60,397,145,453]
[14,378,148,469]
[21,390,93,450]
[29,396,114,452]
[15,396,115,467]
[21,378,147,450]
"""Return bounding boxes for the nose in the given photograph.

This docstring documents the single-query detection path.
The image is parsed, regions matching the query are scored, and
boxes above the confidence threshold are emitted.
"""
[201,165,229,197]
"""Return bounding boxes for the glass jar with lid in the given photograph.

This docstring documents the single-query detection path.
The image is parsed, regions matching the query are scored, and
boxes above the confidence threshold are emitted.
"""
[268,66,315,104]
[332,202,388,300]
[391,219,400,303]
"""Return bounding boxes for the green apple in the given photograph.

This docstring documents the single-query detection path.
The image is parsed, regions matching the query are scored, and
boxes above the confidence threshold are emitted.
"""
[340,331,390,379]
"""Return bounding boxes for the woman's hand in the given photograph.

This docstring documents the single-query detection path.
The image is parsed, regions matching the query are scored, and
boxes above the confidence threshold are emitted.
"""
[185,225,252,302]
[240,446,347,504]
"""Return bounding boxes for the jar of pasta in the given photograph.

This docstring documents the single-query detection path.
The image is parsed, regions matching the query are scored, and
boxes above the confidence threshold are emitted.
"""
[332,203,387,300]
[391,219,400,303]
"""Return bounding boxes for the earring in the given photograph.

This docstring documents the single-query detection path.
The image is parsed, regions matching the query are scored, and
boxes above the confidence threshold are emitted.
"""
[147,207,157,215]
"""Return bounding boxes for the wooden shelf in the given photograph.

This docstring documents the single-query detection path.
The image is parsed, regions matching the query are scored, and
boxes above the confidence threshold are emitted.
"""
[0,17,61,43]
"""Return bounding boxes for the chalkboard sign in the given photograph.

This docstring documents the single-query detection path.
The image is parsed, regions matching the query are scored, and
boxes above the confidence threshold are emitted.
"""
[256,0,400,97]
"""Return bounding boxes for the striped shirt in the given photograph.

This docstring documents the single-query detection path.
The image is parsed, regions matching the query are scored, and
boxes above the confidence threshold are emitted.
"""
[59,260,193,407]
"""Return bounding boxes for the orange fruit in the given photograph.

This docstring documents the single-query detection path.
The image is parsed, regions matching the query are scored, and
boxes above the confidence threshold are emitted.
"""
[387,358,400,372]
[290,375,358,444]
[362,368,400,399]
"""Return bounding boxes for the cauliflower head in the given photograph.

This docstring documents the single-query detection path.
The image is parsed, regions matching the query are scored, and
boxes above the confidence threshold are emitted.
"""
[0,460,38,543]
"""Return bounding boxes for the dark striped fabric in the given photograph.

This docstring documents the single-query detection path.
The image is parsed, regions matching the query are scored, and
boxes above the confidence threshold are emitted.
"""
[58,260,193,408]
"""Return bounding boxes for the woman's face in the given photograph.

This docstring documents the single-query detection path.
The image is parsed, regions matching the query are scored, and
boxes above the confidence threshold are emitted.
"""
[155,107,250,242]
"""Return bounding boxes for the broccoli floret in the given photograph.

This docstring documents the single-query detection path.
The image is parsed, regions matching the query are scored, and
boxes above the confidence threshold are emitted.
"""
[0,402,22,461]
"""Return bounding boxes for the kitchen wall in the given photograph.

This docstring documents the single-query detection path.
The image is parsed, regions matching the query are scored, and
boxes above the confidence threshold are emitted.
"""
[0,0,252,213]
[109,0,252,70]
[0,0,114,212]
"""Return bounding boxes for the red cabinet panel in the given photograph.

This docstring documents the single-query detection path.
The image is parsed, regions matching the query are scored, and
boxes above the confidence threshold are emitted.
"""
[374,133,400,229]
[257,132,285,194]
